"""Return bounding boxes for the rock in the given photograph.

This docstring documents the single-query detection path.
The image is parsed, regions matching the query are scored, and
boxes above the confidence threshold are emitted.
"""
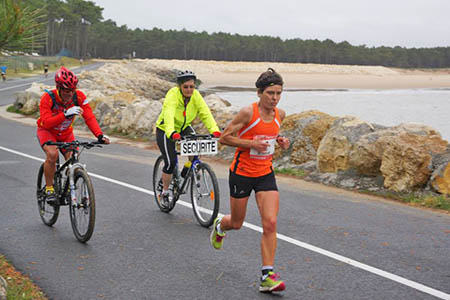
[120,100,162,137]
[379,128,448,192]
[203,94,232,111]
[21,97,40,115]
[317,116,376,172]
[430,147,450,195]
[317,172,338,184]
[430,163,450,195]
[298,160,317,172]
[348,123,445,176]
[380,135,433,192]
[340,178,357,188]
[93,101,122,131]
[13,82,51,115]
[113,92,137,104]
[274,110,337,165]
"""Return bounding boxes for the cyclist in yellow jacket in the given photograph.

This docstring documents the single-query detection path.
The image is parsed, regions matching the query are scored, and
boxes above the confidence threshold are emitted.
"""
[155,70,221,208]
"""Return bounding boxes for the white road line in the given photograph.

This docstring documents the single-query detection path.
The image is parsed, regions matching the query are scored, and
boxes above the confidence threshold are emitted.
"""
[0,78,51,92]
[1,144,449,300]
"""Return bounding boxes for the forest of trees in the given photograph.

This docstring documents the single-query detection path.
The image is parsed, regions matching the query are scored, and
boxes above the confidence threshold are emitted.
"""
[5,0,450,68]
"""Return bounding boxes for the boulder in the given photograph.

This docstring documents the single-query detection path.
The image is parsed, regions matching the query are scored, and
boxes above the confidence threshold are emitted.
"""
[120,100,162,136]
[317,116,376,172]
[348,123,445,176]
[274,110,337,165]
[93,101,122,131]
[430,163,450,195]
[13,82,51,115]
[380,129,448,192]
[113,91,137,104]
[380,137,432,192]
[430,147,450,195]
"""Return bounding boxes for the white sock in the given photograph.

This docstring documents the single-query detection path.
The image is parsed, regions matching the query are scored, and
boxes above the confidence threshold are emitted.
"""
[216,218,224,235]
[261,266,273,280]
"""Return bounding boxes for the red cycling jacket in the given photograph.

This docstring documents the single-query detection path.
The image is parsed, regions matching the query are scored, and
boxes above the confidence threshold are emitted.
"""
[36,89,102,137]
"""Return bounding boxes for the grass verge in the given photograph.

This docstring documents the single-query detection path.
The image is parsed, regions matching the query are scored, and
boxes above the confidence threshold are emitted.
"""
[0,255,47,300]
[394,193,450,211]
[350,189,449,212]
[6,105,21,114]
[274,167,306,178]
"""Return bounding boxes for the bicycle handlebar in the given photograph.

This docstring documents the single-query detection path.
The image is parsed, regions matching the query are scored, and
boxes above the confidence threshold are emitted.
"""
[179,134,218,141]
[44,140,103,150]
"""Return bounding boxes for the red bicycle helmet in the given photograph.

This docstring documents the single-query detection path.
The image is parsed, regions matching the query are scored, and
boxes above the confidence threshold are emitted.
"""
[55,66,78,89]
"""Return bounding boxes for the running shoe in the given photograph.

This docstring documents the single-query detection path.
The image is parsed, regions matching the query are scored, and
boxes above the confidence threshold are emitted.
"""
[259,272,286,293]
[210,217,225,249]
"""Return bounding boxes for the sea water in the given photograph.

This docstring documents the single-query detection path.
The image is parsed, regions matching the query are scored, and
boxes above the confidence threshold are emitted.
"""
[215,88,450,141]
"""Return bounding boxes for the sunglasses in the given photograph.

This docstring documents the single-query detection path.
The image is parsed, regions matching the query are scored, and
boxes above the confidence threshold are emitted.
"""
[181,85,195,89]
[60,87,75,93]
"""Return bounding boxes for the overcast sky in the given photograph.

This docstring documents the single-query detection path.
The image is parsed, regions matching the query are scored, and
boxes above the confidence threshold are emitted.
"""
[91,0,449,48]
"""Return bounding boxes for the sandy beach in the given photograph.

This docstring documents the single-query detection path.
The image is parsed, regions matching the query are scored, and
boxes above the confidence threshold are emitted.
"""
[145,59,450,89]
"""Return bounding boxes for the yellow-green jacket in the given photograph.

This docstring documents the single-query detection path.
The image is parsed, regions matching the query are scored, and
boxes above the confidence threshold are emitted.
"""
[156,87,220,138]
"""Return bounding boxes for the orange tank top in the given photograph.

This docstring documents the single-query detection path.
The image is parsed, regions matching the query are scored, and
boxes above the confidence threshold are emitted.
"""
[230,102,281,177]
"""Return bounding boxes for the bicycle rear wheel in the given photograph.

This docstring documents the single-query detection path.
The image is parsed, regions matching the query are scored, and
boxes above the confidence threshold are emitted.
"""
[190,162,220,227]
[69,168,95,243]
[36,164,60,226]
[152,156,176,213]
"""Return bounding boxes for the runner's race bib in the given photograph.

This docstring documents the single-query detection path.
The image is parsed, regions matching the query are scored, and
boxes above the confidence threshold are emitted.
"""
[249,135,276,160]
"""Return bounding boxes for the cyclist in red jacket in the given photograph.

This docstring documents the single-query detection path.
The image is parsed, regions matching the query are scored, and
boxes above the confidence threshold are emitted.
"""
[36,66,110,204]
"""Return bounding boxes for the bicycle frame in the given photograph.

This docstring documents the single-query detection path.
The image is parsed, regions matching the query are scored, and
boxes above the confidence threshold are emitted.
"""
[53,146,88,206]
[172,155,201,196]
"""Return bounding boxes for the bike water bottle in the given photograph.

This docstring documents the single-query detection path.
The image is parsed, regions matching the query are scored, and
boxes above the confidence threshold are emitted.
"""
[181,161,192,178]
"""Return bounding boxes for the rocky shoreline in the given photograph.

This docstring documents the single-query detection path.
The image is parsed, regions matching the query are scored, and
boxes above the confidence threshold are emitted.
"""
[11,60,450,197]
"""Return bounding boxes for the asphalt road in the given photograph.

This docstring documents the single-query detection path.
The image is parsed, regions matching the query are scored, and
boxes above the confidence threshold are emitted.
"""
[0,63,103,106]
[0,75,449,300]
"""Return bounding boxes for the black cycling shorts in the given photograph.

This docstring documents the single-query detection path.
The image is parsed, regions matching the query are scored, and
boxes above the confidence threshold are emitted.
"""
[229,170,278,199]
[156,126,195,174]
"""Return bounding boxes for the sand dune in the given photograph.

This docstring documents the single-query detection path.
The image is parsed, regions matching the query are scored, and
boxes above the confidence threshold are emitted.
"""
[144,59,450,89]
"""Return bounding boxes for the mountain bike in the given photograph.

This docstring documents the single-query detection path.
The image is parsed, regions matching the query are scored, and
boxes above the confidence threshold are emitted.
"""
[36,140,104,243]
[152,134,220,227]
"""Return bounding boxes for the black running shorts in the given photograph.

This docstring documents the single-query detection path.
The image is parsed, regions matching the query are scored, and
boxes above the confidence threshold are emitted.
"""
[229,170,278,198]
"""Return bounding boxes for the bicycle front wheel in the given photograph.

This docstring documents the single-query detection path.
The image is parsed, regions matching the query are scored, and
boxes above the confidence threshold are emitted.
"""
[36,164,60,226]
[69,168,95,243]
[190,162,220,227]
[152,156,176,213]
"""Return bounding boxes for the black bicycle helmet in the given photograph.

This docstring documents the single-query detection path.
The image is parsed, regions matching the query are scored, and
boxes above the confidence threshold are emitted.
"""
[176,70,197,84]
